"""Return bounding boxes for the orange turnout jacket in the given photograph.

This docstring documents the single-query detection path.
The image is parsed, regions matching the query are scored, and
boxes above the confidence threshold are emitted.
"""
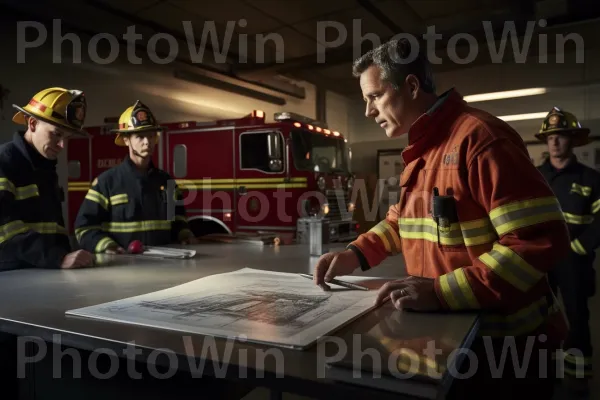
[349,89,569,342]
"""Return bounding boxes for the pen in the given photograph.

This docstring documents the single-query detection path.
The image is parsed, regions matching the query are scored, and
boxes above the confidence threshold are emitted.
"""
[299,273,369,291]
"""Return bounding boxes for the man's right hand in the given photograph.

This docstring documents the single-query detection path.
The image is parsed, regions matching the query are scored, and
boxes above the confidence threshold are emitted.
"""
[61,250,95,269]
[105,243,125,254]
[313,249,360,290]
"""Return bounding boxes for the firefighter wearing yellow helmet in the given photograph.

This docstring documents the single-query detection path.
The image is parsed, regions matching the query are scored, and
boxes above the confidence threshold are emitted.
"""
[74,100,197,255]
[537,107,599,396]
[0,87,94,270]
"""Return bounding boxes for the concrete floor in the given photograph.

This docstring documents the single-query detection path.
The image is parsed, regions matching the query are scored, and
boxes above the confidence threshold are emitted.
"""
[241,251,600,400]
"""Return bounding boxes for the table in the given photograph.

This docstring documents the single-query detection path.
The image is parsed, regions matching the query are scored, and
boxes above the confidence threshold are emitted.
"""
[0,243,479,400]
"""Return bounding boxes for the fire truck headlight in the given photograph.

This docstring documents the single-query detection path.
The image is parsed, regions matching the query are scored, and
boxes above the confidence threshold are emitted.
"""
[317,176,326,191]
[347,202,355,213]
[321,203,330,216]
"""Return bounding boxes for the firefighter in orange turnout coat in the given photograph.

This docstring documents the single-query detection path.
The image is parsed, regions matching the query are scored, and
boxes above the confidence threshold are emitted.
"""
[313,39,570,399]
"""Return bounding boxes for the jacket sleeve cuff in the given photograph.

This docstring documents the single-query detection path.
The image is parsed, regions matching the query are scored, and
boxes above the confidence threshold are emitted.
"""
[433,277,450,310]
[346,244,371,271]
[571,239,587,255]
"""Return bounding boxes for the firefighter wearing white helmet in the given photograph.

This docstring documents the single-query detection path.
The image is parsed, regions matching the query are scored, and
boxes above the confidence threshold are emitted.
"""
[74,100,197,254]
[0,87,94,270]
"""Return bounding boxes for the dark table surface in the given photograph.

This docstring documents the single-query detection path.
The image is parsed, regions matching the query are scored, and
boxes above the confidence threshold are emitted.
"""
[0,242,478,399]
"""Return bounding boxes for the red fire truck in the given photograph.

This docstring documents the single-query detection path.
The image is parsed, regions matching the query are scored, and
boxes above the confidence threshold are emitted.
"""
[66,110,358,243]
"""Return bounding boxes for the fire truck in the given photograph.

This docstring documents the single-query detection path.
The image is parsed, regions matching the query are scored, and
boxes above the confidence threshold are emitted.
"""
[66,110,358,243]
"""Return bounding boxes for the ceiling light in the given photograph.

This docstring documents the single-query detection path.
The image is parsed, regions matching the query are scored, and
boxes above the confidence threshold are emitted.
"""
[464,88,548,103]
[498,112,548,122]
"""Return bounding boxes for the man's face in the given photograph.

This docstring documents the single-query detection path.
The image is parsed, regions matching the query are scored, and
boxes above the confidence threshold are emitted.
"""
[124,131,158,158]
[546,133,572,158]
[359,65,416,138]
[28,118,70,160]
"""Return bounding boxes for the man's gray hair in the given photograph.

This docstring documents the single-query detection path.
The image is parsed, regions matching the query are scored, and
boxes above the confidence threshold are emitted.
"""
[352,38,435,94]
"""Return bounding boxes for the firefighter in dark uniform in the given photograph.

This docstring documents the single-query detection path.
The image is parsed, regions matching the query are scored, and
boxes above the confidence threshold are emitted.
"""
[0,87,95,270]
[536,107,600,398]
[74,100,197,253]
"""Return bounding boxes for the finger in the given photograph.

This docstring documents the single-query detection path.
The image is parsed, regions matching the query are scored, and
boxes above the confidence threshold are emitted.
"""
[324,255,340,283]
[396,296,417,311]
[313,253,334,286]
[375,282,408,306]
[390,289,404,305]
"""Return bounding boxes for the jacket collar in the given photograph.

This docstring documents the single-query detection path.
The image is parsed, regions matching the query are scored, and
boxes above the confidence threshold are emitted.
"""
[12,132,57,171]
[402,88,466,164]
[541,154,581,174]
[120,155,157,179]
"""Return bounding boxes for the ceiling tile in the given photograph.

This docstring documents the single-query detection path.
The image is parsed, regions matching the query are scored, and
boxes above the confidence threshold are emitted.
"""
[93,0,162,13]
[292,6,395,47]
[244,0,353,25]
[166,0,285,34]
[271,27,319,59]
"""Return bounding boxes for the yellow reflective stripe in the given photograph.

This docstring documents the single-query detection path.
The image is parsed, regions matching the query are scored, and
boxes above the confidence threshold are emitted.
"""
[564,353,593,366]
[563,212,593,224]
[0,178,15,194]
[489,197,564,236]
[438,268,479,310]
[109,194,128,206]
[95,236,116,253]
[175,215,188,223]
[479,296,552,337]
[369,220,401,254]
[75,225,101,242]
[563,367,593,378]
[85,189,109,210]
[15,184,39,200]
[0,179,40,200]
[592,199,600,214]
[478,243,544,292]
[399,218,464,246]
[571,239,586,255]
[571,183,592,197]
[101,220,172,233]
[0,220,29,244]
[460,218,498,246]
[178,228,194,242]
[26,222,67,235]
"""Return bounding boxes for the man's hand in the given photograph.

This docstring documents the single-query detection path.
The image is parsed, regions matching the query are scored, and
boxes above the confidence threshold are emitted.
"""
[61,250,95,269]
[375,276,442,311]
[105,243,125,254]
[181,236,199,245]
[313,249,360,290]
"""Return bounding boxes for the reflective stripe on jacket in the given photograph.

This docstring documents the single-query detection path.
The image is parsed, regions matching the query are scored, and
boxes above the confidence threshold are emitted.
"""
[74,156,193,252]
[0,133,71,270]
[349,89,570,342]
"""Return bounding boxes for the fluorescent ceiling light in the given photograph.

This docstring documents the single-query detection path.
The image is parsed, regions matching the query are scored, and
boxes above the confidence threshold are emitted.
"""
[498,112,548,122]
[464,88,548,102]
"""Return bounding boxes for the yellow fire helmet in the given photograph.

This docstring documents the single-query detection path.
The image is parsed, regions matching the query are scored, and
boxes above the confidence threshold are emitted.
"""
[12,87,87,135]
[111,100,164,146]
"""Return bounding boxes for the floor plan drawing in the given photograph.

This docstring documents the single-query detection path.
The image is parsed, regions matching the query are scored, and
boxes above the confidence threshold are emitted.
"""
[66,268,379,349]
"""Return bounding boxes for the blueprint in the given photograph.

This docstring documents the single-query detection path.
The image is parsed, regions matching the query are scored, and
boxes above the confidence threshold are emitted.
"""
[66,268,379,349]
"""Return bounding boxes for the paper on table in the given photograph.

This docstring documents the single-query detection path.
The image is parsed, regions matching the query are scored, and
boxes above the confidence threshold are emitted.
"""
[142,246,196,259]
[65,268,379,349]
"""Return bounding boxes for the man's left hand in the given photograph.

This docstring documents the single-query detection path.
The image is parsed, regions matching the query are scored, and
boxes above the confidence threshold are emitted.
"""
[181,236,199,245]
[375,276,442,311]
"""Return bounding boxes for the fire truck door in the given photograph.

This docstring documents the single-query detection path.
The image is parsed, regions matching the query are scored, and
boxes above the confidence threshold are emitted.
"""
[167,128,236,236]
[235,129,293,234]
[66,136,91,234]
